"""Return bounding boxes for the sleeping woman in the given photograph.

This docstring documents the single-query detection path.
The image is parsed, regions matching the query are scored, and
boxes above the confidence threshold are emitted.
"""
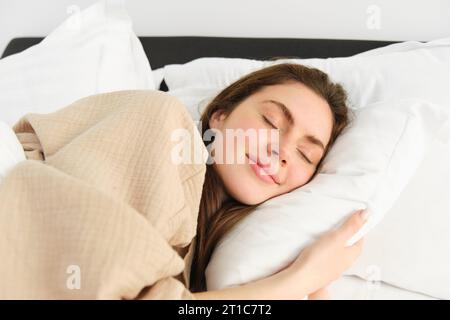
[190,62,366,299]
[0,62,365,300]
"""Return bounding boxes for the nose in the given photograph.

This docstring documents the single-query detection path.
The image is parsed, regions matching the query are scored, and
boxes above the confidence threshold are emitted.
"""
[268,143,288,167]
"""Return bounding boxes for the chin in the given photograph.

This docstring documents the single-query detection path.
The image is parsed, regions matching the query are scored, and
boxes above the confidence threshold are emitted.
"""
[218,167,267,205]
[230,189,266,206]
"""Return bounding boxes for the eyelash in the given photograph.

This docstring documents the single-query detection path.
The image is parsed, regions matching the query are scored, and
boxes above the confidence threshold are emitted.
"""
[262,115,312,164]
[262,115,277,129]
[297,148,312,164]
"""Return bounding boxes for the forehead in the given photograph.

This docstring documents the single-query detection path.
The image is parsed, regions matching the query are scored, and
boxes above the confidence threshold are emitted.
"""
[253,83,334,146]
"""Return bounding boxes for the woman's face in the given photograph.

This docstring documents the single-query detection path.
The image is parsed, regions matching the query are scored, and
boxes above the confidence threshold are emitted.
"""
[209,82,334,205]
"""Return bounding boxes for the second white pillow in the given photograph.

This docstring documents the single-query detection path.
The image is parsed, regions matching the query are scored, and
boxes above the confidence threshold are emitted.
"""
[0,0,154,126]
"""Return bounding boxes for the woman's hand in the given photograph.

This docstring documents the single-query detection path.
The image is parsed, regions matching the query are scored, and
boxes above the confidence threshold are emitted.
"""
[193,209,368,300]
[286,209,368,296]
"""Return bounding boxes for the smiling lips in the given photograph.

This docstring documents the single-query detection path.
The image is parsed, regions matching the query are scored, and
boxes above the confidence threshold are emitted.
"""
[246,154,280,185]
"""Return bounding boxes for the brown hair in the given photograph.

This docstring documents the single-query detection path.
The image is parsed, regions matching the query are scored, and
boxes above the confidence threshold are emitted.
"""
[189,62,351,292]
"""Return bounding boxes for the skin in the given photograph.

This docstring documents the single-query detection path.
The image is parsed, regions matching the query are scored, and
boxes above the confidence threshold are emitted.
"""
[193,82,365,300]
[208,82,333,205]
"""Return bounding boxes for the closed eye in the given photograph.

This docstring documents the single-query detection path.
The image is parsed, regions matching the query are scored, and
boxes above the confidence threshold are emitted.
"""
[263,115,312,165]
[297,148,312,164]
[262,115,277,129]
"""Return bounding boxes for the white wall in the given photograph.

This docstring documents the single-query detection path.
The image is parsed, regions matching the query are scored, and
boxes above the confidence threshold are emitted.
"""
[1,0,450,55]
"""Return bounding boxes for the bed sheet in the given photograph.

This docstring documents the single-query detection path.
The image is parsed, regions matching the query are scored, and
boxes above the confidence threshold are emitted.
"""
[328,275,438,300]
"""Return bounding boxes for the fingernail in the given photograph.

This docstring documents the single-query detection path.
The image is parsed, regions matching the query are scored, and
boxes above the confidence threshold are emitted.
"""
[360,209,370,221]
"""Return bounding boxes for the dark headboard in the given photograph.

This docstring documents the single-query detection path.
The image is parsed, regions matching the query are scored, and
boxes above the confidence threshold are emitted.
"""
[2,36,400,90]
[2,36,401,66]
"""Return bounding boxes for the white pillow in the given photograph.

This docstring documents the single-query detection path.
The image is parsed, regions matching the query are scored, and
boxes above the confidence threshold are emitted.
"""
[205,99,450,291]
[0,121,26,184]
[346,118,450,299]
[166,87,220,121]
[163,37,450,111]
[164,58,263,93]
[353,36,450,57]
[0,0,155,127]
[163,38,450,119]
[152,68,165,90]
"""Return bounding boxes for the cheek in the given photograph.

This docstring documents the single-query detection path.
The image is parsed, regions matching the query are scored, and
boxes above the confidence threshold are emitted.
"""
[286,164,316,189]
[221,119,267,153]
[214,160,271,205]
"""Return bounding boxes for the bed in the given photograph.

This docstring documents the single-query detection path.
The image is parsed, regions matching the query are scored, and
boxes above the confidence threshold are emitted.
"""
[328,276,438,300]
[1,35,440,300]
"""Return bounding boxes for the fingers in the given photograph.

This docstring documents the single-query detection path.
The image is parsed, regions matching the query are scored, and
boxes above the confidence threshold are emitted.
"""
[347,238,364,266]
[308,287,331,300]
[337,209,368,241]
[348,236,364,256]
[353,236,364,249]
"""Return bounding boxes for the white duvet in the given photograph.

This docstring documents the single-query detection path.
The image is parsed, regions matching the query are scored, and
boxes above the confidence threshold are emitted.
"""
[0,122,26,183]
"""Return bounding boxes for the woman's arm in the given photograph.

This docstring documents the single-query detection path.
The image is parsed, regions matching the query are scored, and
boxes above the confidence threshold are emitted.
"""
[193,209,368,300]
[192,266,309,300]
[308,287,331,300]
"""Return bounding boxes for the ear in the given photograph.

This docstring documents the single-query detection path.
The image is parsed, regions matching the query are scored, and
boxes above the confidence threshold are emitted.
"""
[209,109,227,129]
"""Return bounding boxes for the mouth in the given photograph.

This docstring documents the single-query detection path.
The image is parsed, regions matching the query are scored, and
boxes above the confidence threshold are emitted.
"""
[246,154,280,185]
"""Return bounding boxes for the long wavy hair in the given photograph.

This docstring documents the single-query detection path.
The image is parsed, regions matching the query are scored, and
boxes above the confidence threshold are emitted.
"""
[189,62,351,292]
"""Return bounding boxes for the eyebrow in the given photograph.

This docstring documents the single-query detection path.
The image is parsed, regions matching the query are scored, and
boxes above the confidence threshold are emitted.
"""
[262,99,325,151]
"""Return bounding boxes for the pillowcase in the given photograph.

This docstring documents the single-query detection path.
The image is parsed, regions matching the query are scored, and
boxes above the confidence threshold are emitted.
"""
[345,117,450,299]
[205,98,450,291]
[353,36,450,57]
[0,121,26,184]
[0,0,155,126]
[163,37,450,113]
[152,68,165,90]
[164,58,263,93]
[341,37,450,298]
[166,87,220,121]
